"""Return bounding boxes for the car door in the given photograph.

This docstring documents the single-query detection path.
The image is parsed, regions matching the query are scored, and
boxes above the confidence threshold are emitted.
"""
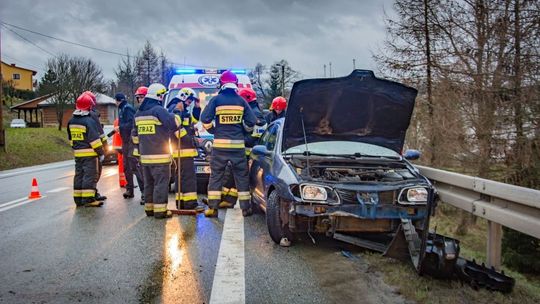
[250,123,279,207]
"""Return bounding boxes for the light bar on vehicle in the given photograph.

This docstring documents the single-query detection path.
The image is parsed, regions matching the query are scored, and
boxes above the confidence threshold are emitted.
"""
[173,68,248,75]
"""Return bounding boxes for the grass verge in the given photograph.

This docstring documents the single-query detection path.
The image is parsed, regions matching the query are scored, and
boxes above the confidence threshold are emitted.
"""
[361,203,540,304]
[0,127,73,171]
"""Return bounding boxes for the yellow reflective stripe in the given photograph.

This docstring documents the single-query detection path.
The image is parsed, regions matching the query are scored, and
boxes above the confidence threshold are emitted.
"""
[144,203,154,211]
[70,127,86,133]
[81,189,96,197]
[73,190,82,197]
[208,190,221,200]
[238,191,251,200]
[216,105,244,111]
[216,109,244,115]
[135,116,161,125]
[74,149,98,157]
[133,148,140,156]
[177,192,198,201]
[245,148,252,156]
[213,139,245,149]
[172,148,198,158]
[70,124,86,131]
[174,115,182,127]
[90,138,103,149]
[191,114,199,124]
[140,155,171,164]
[132,136,139,144]
[153,204,168,212]
[174,128,187,139]
[203,122,213,130]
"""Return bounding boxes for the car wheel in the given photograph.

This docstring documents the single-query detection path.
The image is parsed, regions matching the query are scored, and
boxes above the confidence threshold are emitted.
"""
[266,190,293,245]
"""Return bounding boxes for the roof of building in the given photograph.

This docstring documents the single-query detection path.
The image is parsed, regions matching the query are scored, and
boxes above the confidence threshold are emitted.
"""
[1,61,38,75]
[11,93,116,109]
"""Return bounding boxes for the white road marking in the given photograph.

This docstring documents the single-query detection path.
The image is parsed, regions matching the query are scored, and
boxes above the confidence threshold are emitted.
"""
[209,203,245,304]
[46,187,70,193]
[0,197,28,208]
[0,196,45,213]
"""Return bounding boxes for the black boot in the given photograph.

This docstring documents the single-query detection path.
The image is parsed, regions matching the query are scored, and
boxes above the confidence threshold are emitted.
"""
[123,188,134,199]
[242,208,253,217]
[95,192,107,201]
[140,194,145,205]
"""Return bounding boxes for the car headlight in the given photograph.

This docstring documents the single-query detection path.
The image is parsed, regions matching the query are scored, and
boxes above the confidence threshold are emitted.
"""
[300,184,327,201]
[399,187,428,204]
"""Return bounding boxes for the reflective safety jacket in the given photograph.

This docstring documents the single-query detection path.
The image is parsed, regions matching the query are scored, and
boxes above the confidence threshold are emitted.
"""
[169,105,200,158]
[67,110,105,158]
[200,88,257,150]
[133,97,177,165]
[245,102,267,155]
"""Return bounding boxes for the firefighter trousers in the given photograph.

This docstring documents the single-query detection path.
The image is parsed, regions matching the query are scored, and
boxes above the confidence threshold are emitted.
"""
[174,157,198,209]
[122,145,144,193]
[73,157,98,206]
[221,163,238,206]
[142,164,170,218]
[207,149,251,210]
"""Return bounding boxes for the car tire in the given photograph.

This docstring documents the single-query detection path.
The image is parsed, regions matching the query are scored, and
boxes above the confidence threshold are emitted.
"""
[266,190,293,245]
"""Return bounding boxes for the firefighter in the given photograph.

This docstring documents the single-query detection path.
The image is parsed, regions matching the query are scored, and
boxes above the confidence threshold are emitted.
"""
[169,88,204,211]
[68,93,105,207]
[265,96,287,124]
[84,91,108,202]
[133,83,177,219]
[115,93,144,202]
[200,70,257,217]
[219,88,266,209]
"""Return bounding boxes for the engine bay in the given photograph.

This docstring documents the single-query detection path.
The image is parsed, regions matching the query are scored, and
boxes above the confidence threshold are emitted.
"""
[287,157,419,183]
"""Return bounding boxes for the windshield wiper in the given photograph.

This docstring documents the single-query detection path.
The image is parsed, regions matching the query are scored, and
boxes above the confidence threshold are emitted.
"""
[352,152,402,160]
[282,151,356,159]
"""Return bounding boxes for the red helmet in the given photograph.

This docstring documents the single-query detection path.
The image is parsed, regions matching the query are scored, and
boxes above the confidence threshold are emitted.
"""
[83,91,97,107]
[271,96,287,111]
[219,70,238,86]
[238,88,257,103]
[135,86,148,96]
[76,93,94,111]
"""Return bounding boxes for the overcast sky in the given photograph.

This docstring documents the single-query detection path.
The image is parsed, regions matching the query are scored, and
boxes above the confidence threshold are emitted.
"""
[1,0,395,81]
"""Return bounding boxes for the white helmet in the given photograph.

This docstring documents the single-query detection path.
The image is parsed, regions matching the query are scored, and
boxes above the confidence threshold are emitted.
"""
[146,83,167,100]
[177,88,197,102]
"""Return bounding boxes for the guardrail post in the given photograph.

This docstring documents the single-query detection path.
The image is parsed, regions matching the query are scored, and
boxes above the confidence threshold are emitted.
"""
[487,220,502,270]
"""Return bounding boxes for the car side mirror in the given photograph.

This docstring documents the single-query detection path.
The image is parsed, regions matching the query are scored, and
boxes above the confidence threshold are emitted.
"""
[403,149,421,160]
[252,145,271,157]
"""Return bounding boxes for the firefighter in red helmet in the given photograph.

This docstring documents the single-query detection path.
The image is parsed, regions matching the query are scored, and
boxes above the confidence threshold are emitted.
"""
[67,93,105,207]
[265,96,287,124]
[200,71,257,217]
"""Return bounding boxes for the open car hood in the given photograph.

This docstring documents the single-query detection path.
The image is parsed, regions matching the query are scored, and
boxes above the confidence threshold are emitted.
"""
[282,70,418,153]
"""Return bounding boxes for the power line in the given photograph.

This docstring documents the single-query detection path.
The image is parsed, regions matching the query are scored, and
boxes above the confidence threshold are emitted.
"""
[1,53,44,71]
[0,21,224,69]
[1,24,56,57]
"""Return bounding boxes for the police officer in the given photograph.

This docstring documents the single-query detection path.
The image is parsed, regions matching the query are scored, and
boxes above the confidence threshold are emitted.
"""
[219,88,266,209]
[115,93,144,202]
[133,83,177,219]
[265,96,287,124]
[84,91,108,202]
[68,93,105,207]
[200,70,257,217]
[169,88,203,211]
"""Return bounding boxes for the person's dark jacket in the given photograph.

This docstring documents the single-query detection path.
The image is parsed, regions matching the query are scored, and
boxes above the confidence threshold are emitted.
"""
[67,110,104,157]
[133,97,177,165]
[118,100,136,143]
[265,110,286,124]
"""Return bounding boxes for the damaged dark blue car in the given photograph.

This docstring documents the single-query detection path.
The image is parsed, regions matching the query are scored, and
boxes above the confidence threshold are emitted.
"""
[249,70,515,293]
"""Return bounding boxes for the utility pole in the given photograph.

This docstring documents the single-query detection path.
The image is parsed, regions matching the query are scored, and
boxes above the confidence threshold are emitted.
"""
[281,64,285,96]
[0,27,5,152]
[329,62,332,77]
[353,59,356,70]
[323,64,326,77]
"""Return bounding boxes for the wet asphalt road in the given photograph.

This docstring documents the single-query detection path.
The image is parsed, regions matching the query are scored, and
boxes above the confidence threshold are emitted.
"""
[0,161,408,304]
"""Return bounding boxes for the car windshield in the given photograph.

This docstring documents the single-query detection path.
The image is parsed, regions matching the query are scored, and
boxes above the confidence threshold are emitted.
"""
[283,141,400,158]
[12,119,24,123]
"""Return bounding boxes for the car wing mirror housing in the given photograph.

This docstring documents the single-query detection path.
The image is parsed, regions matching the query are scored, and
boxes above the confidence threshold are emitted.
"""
[252,145,271,157]
[403,149,421,160]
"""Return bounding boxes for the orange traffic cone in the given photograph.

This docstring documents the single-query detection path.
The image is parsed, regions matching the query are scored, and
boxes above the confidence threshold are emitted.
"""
[28,178,42,199]
[118,152,127,187]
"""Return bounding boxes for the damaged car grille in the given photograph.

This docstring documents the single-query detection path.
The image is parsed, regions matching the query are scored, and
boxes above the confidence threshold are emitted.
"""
[336,189,396,204]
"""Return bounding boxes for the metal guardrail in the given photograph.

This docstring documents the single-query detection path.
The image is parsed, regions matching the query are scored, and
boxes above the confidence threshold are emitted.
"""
[416,165,540,269]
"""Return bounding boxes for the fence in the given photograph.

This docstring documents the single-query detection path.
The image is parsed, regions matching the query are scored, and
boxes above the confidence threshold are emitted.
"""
[416,165,540,269]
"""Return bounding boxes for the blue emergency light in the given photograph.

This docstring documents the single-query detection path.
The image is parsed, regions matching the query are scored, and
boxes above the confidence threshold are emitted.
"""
[175,69,198,74]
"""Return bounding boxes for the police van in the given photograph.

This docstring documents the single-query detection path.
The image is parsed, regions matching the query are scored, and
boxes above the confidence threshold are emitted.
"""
[164,69,253,192]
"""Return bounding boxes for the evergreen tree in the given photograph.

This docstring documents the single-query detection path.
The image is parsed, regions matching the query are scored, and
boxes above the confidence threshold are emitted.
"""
[38,69,58,96]
[135,41,161,86]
